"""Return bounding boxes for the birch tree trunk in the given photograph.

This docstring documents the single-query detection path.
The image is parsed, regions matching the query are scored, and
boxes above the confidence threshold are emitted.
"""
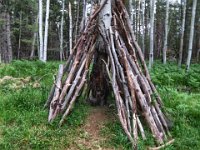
[163,0,169,64]
[129,0,134,30]
[43,0,50,62]
[60,0,65,61]
[38,0,44,61]
[69,2,73,55]
[149,0,155,69]
[141,0,145,56]
[186,0,197,71]
[178,0,187,67]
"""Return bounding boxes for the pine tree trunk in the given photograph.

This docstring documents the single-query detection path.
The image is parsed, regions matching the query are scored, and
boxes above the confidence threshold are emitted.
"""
[38,0,44,61]
[43,0,50,62]
[163,0,169,64]
[149,0,155,69]
[178,0,187,67]
[186,0,197,71]
[0,1,12,63]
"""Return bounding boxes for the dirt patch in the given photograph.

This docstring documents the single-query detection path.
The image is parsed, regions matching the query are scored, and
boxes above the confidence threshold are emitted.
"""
[68,106,115,150]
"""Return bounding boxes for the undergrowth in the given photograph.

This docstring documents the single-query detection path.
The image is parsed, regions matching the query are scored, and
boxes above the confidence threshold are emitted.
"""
[0,60,90,149]
[0,60,200,149]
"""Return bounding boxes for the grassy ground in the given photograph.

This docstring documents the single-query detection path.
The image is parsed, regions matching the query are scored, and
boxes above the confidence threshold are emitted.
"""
[0,60,199,149]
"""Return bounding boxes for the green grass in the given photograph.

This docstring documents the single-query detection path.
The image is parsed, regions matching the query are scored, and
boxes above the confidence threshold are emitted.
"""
[0,60,90,149]
[100,62,200,150]
[0,60,200,149]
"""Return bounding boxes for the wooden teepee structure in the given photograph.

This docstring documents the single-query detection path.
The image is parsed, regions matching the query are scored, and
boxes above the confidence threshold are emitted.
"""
[45,0,173,148]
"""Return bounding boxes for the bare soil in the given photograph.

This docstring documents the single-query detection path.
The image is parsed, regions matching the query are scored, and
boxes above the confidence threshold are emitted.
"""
[68,106,115,150]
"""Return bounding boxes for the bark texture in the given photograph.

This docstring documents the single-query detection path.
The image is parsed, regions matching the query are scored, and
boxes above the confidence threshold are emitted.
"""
[0,1,12,63]
[45,0,173,148]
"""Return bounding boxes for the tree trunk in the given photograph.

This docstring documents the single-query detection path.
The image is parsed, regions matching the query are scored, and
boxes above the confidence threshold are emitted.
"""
[69,2,73,55]
[163,0,169,64]
[0,1,12,63]
[17,11,22,59]
[43,0,50,62]
[197,37,200,62]
[60,0,65,61]
[186,0,197,71]
[141,0,145,56]
[149,0,155,69]
[178,0,187,67]
[38,0,44,61]
[129,0,134,30]
[74,0,81,44]
[30,16,39,59]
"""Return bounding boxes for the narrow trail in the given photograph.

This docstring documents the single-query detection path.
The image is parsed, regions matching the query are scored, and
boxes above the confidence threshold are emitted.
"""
[68,106,115,150]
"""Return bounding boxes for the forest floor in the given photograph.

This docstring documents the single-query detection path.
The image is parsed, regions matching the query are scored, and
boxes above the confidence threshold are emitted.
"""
[0,60,200,150]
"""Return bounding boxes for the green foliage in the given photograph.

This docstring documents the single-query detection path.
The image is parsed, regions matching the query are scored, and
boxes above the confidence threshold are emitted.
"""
[150,61,200,92]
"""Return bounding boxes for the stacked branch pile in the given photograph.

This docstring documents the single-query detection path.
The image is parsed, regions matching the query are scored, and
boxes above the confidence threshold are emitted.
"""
[45,0,173,148]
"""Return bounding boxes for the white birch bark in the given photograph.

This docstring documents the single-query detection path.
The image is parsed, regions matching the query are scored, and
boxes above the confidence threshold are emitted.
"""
[43,0,50,62]
[69,2,73,54]
[178,0,187,67]
[186,0,197,71]
[149,0,155,69]
[163,0,169,64]
[60,0,65,61]
[38,0,43,61]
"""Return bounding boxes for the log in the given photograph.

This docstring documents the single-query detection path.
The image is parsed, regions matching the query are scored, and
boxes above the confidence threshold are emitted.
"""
[45,0,173,148]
